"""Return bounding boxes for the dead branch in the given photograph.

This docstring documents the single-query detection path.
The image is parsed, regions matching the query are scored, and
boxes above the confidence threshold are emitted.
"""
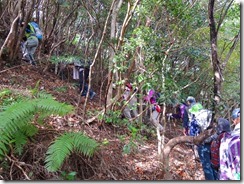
[6,153,32,180]
[162,128,214,178]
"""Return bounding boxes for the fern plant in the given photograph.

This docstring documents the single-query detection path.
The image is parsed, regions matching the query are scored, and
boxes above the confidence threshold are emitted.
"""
[0,94,74,159]
[45,132,99,172]
[0,88,99,174]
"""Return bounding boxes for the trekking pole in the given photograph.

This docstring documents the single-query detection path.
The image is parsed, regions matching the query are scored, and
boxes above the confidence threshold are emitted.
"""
[167,113,173,133]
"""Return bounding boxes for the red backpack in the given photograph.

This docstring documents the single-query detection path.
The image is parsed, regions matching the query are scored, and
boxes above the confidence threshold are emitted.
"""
[210,132,225,169]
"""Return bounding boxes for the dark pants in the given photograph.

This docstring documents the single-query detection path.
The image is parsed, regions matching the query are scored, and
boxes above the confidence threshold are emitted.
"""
[212,168,219,180]
[197,144,217,180]
[79,68,94,97]
[80,82,94,97]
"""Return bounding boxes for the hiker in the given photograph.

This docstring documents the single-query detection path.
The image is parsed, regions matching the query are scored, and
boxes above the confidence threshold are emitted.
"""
[74,60,96,100]
[210,118,231,180]
[20,21,39,65]
[186,96,216,180]
[30,18,43,42]
[230,108,240,136]
[122,82,138,120]
[186,96,202,136]
[167,102,189,135]
[219,108,240,180]
[144,89,163,130]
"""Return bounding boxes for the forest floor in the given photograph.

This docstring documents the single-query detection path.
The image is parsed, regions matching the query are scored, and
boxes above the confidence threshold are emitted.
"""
[0,62,205,181]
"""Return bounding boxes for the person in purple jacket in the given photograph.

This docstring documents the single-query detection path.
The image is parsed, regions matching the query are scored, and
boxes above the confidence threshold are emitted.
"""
[219,108,240,180]
[167,102,189,135]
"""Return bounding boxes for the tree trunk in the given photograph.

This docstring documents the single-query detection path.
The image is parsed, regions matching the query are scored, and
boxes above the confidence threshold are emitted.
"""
[208,0,222,119]
[106,0,123,106]
[162,128,214,178]
[0,0,35,63]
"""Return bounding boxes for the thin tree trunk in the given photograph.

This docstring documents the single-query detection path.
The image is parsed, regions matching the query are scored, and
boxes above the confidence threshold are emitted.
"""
[208,0,222,115]
[106,0,123,106]
[83,0,117,120]
[162,128,214,179]
[222,31,240,69]
[208,0,235,114]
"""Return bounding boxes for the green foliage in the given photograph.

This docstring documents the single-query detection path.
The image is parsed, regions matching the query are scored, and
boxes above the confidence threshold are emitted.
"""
[222,60,240,105]
[45,132,99,172]
[100,110,147,155]
[100,110,128,125]
[101,138,109,146]
[30,80,41,96]
[0,92,74,160]
[0,89,27,111]
[216,2,240,110]
[11,131,28,156]
[0,89,11,99]
[54,86,68,93]
[122,123,147,155]
[50,55,81,65]
[123,141,137,155]
[111,0,239,117]
[61,171,77,181]
[71,34,81,45]
[36,91,54,99]
[34,98,73,116]
[0,87,100,176]
[10,123,38,156]
[127,124,139,140]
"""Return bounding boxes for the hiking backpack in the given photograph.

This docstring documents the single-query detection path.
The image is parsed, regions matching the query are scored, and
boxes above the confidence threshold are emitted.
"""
[210,132,225,169]
[189,118,202,136]
[219,132,240,180]
[193,109,212,131]
[29,22,43,41]
[152,104,161,113]
[188,105,212,136]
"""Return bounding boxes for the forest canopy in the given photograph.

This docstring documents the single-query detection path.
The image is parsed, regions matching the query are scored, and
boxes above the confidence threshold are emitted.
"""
[0,0,240,181]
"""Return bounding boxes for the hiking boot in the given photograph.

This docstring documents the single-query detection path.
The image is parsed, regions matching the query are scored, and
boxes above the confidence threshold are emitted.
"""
[31,61,37,66]
[90,92,96,100]
[22,57,29,62]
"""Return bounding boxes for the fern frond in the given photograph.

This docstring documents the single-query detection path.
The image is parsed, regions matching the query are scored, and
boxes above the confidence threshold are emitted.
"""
[0,97,74,160]
[36,91,54,99]
[0,135,10,156]
[45,134,75,172]
[0,89,11,98]
[0,100,35,125]
[30,80,41,96]
[0,106,35,137]
[20,124,38,137]
[45,132,99,172]
[11,123,38,156]
[0,116,34,159]
[35,99,74,116]
[73,133,99,157]
[12,131,27,155]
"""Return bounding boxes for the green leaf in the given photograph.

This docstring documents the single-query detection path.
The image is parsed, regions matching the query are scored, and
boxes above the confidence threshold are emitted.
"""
[45,132,99,172]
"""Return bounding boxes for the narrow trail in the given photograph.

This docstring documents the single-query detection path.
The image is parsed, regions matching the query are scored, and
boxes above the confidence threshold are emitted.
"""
[0,63,205,180]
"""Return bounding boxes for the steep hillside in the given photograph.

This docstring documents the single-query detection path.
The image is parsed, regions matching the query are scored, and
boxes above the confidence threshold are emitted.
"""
[0,63,204,180]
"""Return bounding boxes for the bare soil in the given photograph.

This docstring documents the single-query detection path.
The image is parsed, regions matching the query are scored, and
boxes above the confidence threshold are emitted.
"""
[0,63,204,180]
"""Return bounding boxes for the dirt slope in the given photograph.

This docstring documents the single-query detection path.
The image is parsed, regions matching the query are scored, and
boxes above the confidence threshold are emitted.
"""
[0,63,204,180]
